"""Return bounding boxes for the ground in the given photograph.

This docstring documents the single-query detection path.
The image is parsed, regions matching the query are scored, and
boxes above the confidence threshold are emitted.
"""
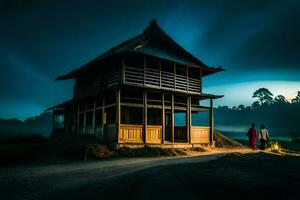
[0,150,299,200]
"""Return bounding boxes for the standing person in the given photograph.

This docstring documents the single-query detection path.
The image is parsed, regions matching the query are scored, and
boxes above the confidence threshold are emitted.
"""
[247,123,257,150]
[259,124,269,150]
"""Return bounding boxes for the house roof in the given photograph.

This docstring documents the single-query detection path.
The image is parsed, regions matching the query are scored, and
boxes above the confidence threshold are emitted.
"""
[56,19,224,80]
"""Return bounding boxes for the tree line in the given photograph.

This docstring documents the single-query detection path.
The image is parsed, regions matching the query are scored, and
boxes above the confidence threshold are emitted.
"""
[217,88,300,111]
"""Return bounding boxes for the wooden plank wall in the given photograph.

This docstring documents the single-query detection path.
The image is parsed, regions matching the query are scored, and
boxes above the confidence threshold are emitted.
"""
[190,126,210,143]
[119,124,143,143]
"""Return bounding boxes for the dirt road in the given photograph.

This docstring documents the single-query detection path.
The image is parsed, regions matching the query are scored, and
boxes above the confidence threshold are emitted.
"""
[0,150,253,200]
[2,149,297,200]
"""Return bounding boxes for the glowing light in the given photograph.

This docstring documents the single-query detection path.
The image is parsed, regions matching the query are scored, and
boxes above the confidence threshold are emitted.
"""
[270,141,280,153]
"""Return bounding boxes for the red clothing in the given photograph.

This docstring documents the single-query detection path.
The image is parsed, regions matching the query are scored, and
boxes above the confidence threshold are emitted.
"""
[247,127,257,149]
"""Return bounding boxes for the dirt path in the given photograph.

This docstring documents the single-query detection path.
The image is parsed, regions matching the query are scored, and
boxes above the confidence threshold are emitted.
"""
[0,149,254,200]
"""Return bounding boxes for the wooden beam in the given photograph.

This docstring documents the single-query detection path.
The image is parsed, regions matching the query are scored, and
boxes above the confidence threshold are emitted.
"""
[186,65,189,92]
[121,56,125,84]
[187,96,191,143]
[162,93,165,144]
[210,98,214,143]
[116,88,121,143]
[200,69,202,93]
[159,60,162,88]
[144,91,147,144]
[171,93,174,143]
[144,55,146,86]
[174,63,176,90]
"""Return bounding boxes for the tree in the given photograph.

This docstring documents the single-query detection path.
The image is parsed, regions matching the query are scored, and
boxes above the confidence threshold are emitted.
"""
[238,104,245,111]
[251,101,260,109]
[252,88,273,105]
[232,106,238,111]
[274,95,287,104]
[292,91,300,103]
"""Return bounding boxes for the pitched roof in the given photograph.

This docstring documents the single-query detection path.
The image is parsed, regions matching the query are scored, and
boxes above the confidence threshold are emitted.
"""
[56,19,223,80]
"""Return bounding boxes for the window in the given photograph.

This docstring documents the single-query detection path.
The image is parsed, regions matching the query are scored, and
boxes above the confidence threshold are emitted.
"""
[95,110,103,126]
[54,114,64,129]
[86,112,93,126]
[192,111,209,126]
[148,108,162,125]
[174,112,186,127]
[121,106,143,124]
[106,107,116,124]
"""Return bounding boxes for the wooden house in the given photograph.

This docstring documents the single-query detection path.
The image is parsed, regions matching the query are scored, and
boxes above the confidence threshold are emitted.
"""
[48,20,224,148]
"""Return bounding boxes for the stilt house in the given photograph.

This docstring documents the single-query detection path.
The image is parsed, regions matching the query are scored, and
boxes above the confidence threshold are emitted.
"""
[48,20,224,148]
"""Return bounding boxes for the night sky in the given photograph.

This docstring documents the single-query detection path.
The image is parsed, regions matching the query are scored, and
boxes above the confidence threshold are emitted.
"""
[1,0,300,120]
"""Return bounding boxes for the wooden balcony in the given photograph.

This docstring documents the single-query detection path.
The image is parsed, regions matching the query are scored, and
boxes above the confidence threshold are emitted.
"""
[123,65,201,93]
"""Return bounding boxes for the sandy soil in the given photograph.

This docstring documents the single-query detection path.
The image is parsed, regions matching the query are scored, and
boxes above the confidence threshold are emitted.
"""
[0,149,299,200]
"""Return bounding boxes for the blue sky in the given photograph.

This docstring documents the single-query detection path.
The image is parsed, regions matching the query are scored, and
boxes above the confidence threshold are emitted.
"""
[0,0,299,120]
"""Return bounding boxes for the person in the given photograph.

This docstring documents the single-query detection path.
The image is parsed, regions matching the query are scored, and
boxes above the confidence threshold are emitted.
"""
[259,124,269,150]
[247,123,257,150]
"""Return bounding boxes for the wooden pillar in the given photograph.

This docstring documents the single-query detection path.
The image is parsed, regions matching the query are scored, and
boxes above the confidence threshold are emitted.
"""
[174,64,176,90]
[159,60,162,88]
[121,56,125,84]
[171,93,174,143]
[200,69,202,93]
[162,93,165,144]
[210,98,214,143]
[186,65,189,92]
[143,91,147,144]
[143,55,146,86]
[83,104,87,135]
[116,89,121,143]
[92,99,96,136]
[187,96,191,143]
[102,96,105,140]
[77,104,80,134]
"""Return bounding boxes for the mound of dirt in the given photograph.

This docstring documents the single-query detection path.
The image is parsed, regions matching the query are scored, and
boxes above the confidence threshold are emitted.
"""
[214,131,244,148]
[117,147,188,157]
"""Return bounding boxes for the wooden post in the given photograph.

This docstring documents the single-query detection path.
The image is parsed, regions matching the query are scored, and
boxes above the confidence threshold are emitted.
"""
[102,96,105,140]
[186,65,189,92]
[143,91,147,144]
[121,56,125,84]
[174,64,176,90]
[144,55,146,86]
[187,96,191,143]
[171,93,174,143]
[116,88,121,143]
[210,98,214,143]
[159,60,162,88]
[77,104,80,134]
[92,99,96,136]
[162,93,165,144]
[200,69,202,93]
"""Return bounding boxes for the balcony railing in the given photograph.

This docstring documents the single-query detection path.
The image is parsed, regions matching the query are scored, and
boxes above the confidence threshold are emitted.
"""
[124,65,201,93]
